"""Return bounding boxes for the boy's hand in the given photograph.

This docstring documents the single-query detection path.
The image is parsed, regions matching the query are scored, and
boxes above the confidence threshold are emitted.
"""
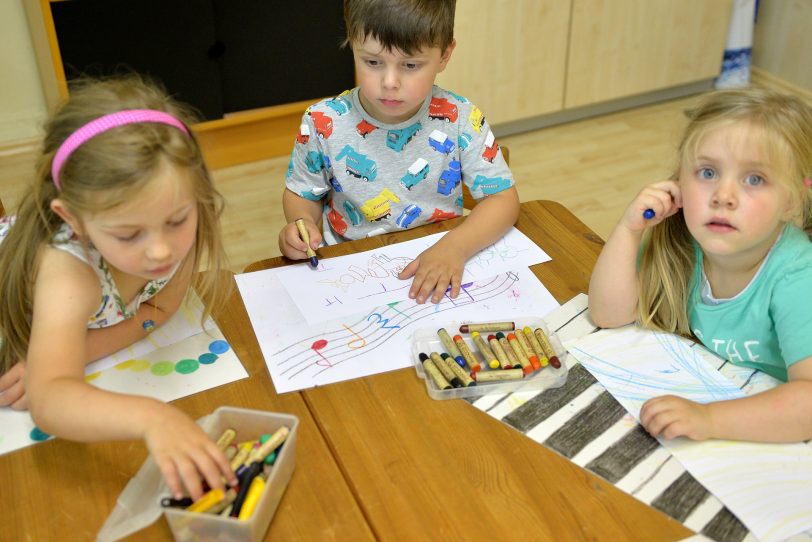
[279,219,322,261]
[399,244,465,304]
[0,361,28,410]
[144,405,238,501]
[621,181,682,233]
[640,395,713,441]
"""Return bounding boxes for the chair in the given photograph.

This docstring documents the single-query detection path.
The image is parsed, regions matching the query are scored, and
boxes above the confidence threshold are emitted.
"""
[462,145,509,210]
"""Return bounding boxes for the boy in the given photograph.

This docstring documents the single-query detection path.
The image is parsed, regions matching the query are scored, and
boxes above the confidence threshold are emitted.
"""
[278,0,520,304]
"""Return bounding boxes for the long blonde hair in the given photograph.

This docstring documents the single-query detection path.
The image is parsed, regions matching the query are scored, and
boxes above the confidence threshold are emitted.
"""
[638,88,812,336]
[0,74,230,373]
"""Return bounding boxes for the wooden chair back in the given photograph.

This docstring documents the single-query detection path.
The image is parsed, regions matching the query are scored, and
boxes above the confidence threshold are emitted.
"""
[462,145,510,210]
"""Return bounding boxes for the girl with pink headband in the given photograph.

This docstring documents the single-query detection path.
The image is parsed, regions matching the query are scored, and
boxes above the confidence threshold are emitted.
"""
[0,75,237,500]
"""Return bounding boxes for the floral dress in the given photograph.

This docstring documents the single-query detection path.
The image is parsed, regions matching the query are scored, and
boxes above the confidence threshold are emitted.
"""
[0,217,177,329]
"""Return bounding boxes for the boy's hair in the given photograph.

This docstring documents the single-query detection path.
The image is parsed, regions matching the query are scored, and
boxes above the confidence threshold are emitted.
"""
[343,0,456,54]
[0,74,230,373]
[638,88,812,336]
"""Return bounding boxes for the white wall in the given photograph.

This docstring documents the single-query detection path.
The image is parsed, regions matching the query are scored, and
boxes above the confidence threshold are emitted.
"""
[0,0,47,144]
[753,0,812,91]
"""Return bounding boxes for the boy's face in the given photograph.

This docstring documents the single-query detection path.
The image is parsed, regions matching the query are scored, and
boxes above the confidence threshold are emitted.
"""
[352,36,455,125]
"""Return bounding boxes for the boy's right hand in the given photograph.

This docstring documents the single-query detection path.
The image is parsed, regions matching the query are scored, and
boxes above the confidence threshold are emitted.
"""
[0,360,27,410]
[278,219,322,260]
[144,405,237,501]
[621,180,682,232]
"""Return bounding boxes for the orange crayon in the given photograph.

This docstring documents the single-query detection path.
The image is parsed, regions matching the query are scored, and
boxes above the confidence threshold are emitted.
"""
[453,334,482,372]
[513,329,540,370]
[506,333,533,375]
[495,332,520,369]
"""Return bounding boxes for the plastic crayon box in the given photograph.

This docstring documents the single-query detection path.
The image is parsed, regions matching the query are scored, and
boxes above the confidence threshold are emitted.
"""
[411,318,568,400]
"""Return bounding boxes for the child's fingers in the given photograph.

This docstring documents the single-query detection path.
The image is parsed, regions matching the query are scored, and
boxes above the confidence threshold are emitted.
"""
[155,456,185,500]
[177,456,206,501]
[398,258,419,281]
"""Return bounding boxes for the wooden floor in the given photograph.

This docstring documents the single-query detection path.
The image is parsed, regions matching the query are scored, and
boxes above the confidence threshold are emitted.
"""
[1,71,808,273]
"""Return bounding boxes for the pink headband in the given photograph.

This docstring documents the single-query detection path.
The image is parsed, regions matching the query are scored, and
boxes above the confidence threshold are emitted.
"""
[50,109,190,190]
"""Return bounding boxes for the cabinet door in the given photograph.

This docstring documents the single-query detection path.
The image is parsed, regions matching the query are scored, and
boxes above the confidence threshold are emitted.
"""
[436,0,570,125]
[565,0,732,109]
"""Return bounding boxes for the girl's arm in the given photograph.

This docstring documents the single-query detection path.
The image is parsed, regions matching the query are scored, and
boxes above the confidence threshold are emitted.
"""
[399,185,520,304]
[641,357,812,442]
[588,181,682,327]
[84,253,194,362]
[25,248,236,500]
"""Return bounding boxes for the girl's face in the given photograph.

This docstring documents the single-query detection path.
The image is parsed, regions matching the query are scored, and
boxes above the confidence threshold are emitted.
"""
[680,122,793,266]
[80,162,198,281]
[353,36,455,125]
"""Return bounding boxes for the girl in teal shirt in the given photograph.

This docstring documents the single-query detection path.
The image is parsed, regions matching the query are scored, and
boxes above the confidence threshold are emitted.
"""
[589,88,812,443]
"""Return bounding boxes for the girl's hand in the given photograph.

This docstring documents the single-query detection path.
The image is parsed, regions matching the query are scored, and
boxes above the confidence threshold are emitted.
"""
[621,180,682,233]
[398,244,465,304]
[143,405,238,500]
[639,395,713,441]
[278,219,322,261]
[0,361,27,410]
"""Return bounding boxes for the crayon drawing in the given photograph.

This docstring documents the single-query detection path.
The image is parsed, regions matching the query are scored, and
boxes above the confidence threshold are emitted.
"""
[273,227,550,325]
[0,318,247,457]
[236,266,560,393]
[566,326,812,542]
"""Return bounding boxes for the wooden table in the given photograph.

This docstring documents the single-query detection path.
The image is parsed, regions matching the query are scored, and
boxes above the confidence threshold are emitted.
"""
[0,200,692,541]
[243,200,693,541]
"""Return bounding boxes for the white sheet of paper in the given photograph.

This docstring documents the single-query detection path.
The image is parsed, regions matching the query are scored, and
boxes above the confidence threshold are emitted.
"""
[0,313,247,457]
[566,326,812,542]
[274,227,550,325]
[236,266,559,394]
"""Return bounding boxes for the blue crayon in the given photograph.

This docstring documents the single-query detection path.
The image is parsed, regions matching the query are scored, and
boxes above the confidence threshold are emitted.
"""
[294,218,319,268]
[643,208,655,220]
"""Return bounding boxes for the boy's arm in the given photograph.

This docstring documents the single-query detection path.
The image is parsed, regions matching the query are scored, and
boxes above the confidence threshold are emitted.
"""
[641,357,812,442]
[279,188,324,259]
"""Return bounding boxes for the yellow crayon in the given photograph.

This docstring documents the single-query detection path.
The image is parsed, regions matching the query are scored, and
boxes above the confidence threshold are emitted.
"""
[524,326,549,367]
[229,441,255,471]
[471,332,499,369]
[187,488,225,514]
[534,328,562,369]
[238,476,266,520]
[487,334,512,369]
[206,488,237,515]
[216,428,237,450]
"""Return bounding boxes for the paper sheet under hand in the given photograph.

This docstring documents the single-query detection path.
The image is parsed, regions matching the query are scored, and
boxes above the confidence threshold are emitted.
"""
[274,227,550,325]
[566,326,812,542]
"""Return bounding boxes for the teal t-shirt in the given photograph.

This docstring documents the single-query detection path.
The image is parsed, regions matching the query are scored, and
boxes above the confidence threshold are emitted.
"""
[688,224,812,382]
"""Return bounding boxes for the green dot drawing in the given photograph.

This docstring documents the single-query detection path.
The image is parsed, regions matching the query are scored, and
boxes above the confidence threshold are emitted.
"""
[30,427,51,442]
[209,340,230,355]
[175,359,200,374]
[150,361,175,376]
[199,353,218,365]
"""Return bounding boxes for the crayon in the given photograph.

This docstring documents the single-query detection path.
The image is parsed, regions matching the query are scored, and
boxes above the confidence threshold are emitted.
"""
[238,476,266,520]
[506,333,534,375]
[487,334,512,369]
[458,321,515,333]
[419,352,452,390]
[206,488,237,515]
[534,328,562,369]
[471,332,499,369]
[513,328,540,370]
[215,428,237,450]
[229,441,255,471]
[294,218,319,268]
[224,443,238,461]
[495,332,520,369]
[475,368,525,382]
[453,334,482,372]
[247,426,289,465]
[643,208,655,220]
[161,496,194,508]
[437,328,466,368]
[440,353,476,387]
[430,352,463,388]
[523,326,549,367]
[230,461,263,517]
[187,488,226,514]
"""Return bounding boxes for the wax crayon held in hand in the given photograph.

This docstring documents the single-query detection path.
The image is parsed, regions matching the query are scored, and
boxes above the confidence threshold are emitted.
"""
[295,218,319,268]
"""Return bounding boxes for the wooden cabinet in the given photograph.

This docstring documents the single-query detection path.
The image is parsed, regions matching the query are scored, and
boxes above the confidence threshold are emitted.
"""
[566,0,732,108]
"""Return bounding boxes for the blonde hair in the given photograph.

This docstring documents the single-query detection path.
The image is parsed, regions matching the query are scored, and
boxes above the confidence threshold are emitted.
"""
[343,0,456,54]
[638,88,812,337]
[0,74,230,373]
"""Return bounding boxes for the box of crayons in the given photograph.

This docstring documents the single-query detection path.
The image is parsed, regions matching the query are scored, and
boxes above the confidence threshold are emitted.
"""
[410,318,569,400]
[98,406,298,542]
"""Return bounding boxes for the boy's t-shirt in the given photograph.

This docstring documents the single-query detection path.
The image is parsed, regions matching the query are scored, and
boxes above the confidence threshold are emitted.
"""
[688,224,812,382]
[285,85,514,243]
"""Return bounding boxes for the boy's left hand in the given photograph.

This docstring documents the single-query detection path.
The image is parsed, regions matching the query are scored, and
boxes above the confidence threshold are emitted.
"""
[399,244,465,304]
[639,395,713,441]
